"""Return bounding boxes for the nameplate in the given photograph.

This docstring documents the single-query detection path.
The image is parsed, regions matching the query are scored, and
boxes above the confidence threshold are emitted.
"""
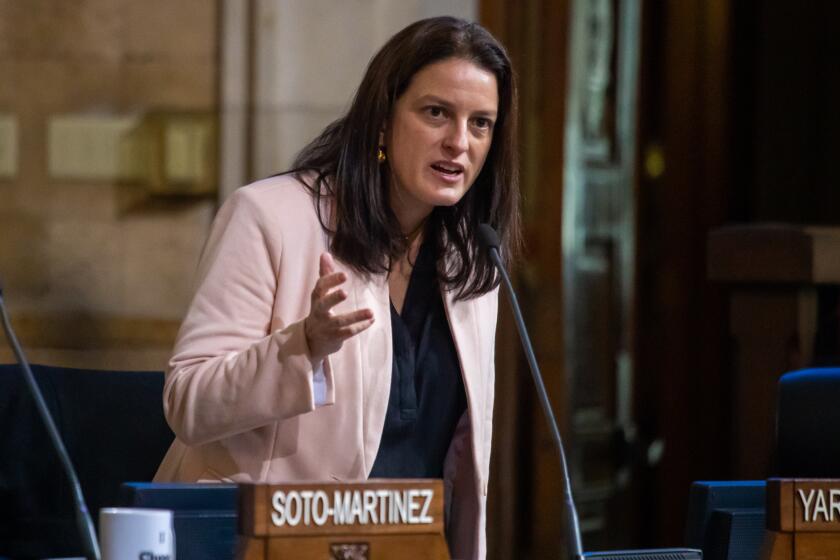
[767,478,840,532]
[238,479,444,537]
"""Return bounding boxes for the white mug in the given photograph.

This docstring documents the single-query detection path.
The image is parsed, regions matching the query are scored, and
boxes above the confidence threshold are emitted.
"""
[99,507,175,560]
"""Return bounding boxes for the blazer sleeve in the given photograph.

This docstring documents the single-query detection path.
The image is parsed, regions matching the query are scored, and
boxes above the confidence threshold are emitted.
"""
[162,187,335,446]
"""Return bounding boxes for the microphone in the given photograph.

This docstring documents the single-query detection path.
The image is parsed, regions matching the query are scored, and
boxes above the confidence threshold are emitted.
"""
[479,224,702,560]
[477,224,584,559]
[0,282,102,560]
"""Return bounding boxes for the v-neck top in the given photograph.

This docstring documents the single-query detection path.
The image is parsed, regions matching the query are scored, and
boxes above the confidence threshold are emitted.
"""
[369,236,468,478]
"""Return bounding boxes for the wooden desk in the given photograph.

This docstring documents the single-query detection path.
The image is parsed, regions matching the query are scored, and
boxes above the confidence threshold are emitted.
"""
[762,478,840,560]
[237,480,450,560]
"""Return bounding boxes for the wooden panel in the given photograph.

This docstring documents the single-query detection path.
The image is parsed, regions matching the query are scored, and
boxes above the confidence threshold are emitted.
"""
[524,0,572,556]
[728,290,816,477]
[759,531,792,560]
[239,483,270,537]
[746,2,840,226]
[480,0,572,557]
[7,312,180,349]
[636,0,736,544]
[794,533,840,559]
[767,479,796,533]
[266,534,449,560]
[708,225,840,284]
[236,534,449,560]
[236,535,266,560]
[476,5,531,559]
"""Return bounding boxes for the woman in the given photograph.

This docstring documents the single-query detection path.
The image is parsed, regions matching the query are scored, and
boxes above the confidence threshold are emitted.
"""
[154,16,520,559]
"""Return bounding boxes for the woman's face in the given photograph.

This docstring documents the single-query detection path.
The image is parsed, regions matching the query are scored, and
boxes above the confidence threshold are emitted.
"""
[385,57,499,227]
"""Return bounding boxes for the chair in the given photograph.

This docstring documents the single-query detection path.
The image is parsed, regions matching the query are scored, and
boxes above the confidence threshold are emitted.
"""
[683,367,840,560]
[0,364,173,559]
[776,367,840,477]
[120,482,239,560]
[684,480,765,560]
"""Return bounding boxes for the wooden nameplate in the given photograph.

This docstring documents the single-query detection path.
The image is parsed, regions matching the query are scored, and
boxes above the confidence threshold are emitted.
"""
[762,478,840,560]
[236,479,450,560]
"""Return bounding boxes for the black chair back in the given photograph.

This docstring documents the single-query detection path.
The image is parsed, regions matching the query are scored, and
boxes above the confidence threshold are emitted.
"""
[0,364,173,558]
[776,367,840,477]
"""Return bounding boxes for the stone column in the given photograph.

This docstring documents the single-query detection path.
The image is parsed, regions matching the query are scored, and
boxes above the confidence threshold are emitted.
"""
[218,0,477,196]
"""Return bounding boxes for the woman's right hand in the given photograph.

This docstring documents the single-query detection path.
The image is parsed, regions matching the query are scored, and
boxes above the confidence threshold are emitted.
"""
[304,253,375,363]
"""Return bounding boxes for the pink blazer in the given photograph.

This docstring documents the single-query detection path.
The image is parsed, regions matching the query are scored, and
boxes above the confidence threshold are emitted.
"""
[154,174,498,559]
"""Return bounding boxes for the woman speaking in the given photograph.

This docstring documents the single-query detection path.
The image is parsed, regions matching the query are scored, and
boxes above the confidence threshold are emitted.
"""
[154,16,521,559]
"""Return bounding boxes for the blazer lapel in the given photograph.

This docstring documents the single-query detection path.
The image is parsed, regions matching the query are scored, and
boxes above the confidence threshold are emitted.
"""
[348,270,393,476]
[442,289,484,468]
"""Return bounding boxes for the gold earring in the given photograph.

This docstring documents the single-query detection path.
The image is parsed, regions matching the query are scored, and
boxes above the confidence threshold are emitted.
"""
[377,146,386,164]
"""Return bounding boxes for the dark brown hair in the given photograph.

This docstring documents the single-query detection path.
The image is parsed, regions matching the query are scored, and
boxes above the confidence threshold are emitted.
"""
[289,16,520,300]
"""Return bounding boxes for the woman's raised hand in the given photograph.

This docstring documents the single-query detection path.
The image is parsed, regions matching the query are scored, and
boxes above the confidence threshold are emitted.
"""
[304,253,375,363]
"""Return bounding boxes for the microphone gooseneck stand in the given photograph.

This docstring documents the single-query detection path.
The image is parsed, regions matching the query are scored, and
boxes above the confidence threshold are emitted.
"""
[0,284,101,560]
[479,225,703,560]
[477,224,584,560]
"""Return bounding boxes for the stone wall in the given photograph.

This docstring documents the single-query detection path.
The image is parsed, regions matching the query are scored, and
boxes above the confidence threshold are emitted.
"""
[0,1,219,369]
[0,0,476,371]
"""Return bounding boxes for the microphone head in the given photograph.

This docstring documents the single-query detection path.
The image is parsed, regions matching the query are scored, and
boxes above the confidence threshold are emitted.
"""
[477,223,501,250]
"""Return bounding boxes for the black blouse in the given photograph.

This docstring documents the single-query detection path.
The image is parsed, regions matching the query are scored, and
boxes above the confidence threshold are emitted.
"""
[369,237,468,478]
